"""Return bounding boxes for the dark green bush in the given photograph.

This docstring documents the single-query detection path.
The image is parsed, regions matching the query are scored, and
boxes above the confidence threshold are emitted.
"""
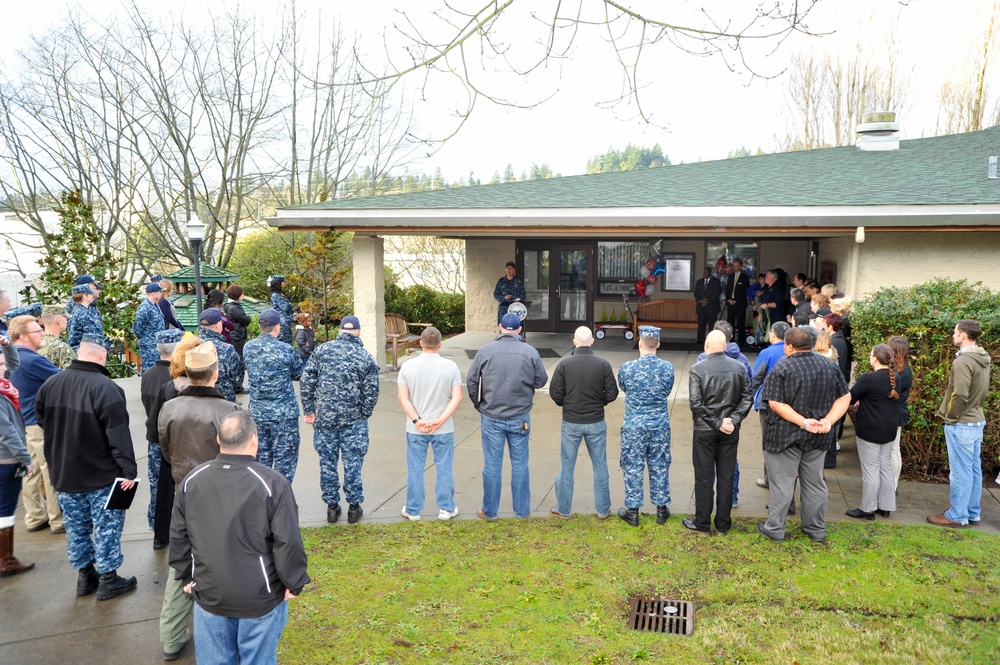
[384,282,465,335]
[851,279,1000,480]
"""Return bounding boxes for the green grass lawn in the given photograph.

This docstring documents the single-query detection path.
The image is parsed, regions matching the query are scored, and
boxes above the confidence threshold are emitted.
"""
[282,516,999,664]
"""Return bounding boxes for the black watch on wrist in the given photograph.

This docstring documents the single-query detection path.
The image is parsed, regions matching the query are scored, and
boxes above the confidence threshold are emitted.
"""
[412,417,419,424]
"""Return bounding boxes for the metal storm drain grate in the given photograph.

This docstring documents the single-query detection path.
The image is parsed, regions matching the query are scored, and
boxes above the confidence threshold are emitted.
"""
[627,596,695,635]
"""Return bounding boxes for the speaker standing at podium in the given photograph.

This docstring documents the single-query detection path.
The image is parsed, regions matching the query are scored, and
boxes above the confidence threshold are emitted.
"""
[493,261,526,324]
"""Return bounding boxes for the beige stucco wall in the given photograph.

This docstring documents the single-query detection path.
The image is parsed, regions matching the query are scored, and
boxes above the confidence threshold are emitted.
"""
[855,232,1000,297]
[353,235,386,368]
[817,236,857,293]
[758,240,811,280]
[466,237,516,333]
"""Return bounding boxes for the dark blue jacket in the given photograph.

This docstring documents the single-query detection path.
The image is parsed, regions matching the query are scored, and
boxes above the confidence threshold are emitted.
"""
[10,345,59,426]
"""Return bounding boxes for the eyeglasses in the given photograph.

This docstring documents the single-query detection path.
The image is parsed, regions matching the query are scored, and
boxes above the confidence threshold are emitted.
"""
[27,329,44,336]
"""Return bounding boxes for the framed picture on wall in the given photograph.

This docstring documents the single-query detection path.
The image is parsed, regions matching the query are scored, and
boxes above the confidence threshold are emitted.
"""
[662,253,695,292]
[820,261,837,285]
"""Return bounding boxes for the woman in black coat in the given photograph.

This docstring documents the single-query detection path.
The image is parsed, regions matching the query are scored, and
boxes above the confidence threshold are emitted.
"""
[845,344,899,520]
[222,285,251,358]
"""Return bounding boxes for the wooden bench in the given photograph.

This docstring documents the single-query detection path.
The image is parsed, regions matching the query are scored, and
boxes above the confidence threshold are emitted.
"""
[632,299,699,339]
[385,313,432,370]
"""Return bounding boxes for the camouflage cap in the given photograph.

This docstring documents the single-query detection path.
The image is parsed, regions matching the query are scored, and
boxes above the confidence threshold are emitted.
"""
[155,329,184,344]
[4,303,42,320]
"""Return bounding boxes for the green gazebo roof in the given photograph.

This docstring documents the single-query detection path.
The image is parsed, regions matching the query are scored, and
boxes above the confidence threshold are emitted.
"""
[169,294,270,332]
[164,264,240,283]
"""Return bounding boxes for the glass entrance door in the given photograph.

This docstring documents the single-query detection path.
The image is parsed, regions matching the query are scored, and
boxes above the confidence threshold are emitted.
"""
[518,243,594,333]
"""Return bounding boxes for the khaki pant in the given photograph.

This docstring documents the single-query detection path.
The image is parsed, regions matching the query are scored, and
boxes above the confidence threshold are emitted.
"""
[160,572,194,651]
[22,425,62,530]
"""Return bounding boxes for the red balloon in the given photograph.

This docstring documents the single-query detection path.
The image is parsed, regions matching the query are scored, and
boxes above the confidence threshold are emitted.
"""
[645,258,657,271]
[645,275,656,285]
[635,280,646,297]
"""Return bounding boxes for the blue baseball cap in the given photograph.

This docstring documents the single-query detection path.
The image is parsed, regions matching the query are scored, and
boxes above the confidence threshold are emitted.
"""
[145,283,163,294]
[340,315,361,330]
[199,309,222,326]
[500,313,522,330]
[258,309,281,326]
[75,274,103,290]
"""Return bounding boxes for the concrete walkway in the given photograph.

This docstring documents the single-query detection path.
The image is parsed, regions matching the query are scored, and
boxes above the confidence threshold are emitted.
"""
[2,331,997,664]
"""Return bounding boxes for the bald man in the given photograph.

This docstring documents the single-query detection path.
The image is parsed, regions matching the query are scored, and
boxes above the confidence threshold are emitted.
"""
[684,331,753,534]
[36,338,139,600]
[549,326,619,519]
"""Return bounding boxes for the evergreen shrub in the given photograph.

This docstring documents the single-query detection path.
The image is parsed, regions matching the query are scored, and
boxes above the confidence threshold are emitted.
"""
[384,282,465,335]
[851,279,999,479]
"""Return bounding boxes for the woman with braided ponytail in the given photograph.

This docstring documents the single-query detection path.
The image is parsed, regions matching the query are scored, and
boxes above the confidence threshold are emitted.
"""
[845,344,899,520]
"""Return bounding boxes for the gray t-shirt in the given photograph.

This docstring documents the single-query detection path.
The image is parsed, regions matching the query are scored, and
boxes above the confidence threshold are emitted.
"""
[397,352,463,434]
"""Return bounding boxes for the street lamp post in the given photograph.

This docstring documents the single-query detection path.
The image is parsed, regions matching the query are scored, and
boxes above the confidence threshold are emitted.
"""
[187,214,206,320]
[22,277,33,304]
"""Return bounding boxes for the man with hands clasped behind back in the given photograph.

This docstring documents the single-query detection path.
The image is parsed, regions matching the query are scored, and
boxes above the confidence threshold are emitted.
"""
[397,327,463,521]
[757,327,851,544]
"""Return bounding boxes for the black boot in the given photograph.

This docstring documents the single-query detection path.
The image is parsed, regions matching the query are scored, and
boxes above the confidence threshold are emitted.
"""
[347,503,363,524]
[77,563,100,596]
[845,508,876,521]
[656,506,670,524]
[326,504,342,523]
[617,507,639,527]
[876,510,891,518]
[96,570,137,601]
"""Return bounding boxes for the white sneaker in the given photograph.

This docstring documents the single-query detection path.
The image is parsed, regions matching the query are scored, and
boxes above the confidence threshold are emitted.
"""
[836,442,841,451]
[438,507,459,521]
[401,508,421,521]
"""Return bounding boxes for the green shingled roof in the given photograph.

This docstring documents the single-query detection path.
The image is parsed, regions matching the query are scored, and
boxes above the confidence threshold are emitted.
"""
[164,264,240,283]
[169,295,269,332]
[285,127,1000,211]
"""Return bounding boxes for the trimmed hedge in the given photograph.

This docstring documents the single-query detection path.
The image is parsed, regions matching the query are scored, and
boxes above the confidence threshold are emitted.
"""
[851,279,999,480]
[384,282,465,335]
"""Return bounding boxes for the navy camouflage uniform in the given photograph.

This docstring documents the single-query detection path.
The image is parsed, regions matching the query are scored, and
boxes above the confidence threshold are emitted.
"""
[300,332,379,507]
[132,297,164,376]
[67,302,107,351]
[198,328,244,402]
[270,291,295,346]
[243,333,303,482]
[59,487,127,574]
[493,275,526,323]
[617,341,675,509]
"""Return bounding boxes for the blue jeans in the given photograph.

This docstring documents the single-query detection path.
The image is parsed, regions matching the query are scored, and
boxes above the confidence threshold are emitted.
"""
[480,413,531,518]
[0,463,23,517]
[405,432,456,513]
[555,421,611,516]
[944,422,984,524]
[194,601,288,665]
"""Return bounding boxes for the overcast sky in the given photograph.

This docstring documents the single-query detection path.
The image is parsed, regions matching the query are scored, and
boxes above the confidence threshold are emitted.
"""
[3,0,994,180]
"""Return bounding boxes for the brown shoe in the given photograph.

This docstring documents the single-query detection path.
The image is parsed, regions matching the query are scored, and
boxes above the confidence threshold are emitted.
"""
[0,526,34,577]
[476,508,496,522]
[927,514,966,528]
[549,508,570,519]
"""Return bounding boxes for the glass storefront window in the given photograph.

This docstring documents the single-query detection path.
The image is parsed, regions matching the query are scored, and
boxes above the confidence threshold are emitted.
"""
[706,240,759,280]
[597,241,652,294]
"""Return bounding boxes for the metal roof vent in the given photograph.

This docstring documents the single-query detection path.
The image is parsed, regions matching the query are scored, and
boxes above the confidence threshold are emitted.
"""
[856,111,900,151]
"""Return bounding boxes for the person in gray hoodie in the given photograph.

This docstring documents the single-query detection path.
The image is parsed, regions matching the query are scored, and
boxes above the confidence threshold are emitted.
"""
[927,319,991,528]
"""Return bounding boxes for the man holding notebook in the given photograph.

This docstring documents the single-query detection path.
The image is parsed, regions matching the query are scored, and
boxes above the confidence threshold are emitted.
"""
[35,336,139,601]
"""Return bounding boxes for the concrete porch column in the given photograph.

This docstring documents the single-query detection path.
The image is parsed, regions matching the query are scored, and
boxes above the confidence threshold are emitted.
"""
[466,237,516,333]
[353,234,386,369]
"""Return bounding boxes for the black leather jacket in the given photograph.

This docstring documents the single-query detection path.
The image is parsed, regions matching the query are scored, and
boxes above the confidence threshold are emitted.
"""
[688,352,754,431]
